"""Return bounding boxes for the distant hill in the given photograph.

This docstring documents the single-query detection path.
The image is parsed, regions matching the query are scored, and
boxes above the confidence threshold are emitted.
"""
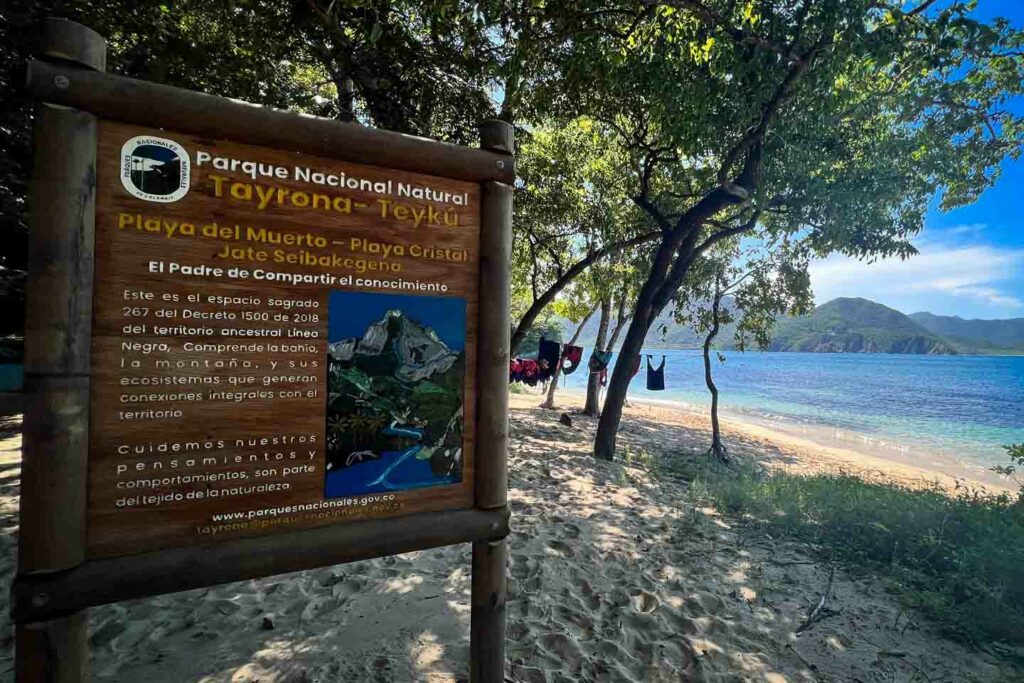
[769,298,958,354]
[563,307,718,350]
[910,312,1024,354]
[552,297,1024,355]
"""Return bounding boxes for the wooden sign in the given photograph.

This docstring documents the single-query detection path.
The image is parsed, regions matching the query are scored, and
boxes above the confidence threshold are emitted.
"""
[90,121,479,557]
[14,18,511,683]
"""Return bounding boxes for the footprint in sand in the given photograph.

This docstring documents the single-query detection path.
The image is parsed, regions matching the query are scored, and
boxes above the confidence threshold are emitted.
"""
[300,596,336,621]
[591,639,636,664]
[331,576,368,600]
[554,605,596,641]
[690,590,724,616]
[630,590,660,614]
[546,539,576,558]
[521,575,543,592]
[507,620,533,641]
[538,632,585,671]
[608,587,632,608]
[598,561,625,579]
[661,608,699,635]
[576,578,602,611]
[510,556,542,581]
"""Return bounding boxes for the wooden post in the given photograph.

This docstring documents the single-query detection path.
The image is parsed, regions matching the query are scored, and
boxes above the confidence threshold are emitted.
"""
[471,120,513,683]
[16,18,105,683]
[470,538,509,682]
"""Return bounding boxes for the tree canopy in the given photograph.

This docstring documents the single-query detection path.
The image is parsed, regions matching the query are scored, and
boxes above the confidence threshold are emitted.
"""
[2,1,1022,468]
[511,118,656,353]
[570,0,1024,459]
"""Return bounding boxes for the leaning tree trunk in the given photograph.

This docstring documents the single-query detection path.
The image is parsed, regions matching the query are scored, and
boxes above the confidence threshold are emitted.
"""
[542,304,597,409]
[704,282,728,462]
[594,238,682,460]
[606,295,629,351]
[593,44,803,460]
[594,178,753,461]
[594,295,658,459]
[583,297,612,416]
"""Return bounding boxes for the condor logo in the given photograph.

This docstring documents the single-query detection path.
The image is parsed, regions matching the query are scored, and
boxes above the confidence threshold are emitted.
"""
[120,135,190,202]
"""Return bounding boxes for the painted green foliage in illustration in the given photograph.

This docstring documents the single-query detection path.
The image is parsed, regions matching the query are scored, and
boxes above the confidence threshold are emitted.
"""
[325,305,465,482]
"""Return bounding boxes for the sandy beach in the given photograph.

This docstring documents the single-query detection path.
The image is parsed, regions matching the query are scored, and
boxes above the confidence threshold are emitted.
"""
[0,398,1017,681]
[533,389,1013,496]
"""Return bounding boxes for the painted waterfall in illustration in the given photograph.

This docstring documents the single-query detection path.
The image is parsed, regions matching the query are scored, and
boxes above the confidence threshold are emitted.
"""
[324,291,466,498]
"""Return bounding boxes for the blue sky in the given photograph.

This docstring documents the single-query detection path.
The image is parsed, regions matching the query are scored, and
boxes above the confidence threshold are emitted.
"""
[809,1,1024,320]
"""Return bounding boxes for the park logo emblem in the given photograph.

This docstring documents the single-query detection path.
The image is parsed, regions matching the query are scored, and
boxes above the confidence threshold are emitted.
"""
[119,135,190,202]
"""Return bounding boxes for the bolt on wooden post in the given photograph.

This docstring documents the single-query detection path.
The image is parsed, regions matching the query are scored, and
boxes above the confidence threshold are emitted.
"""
[14,16,512,683]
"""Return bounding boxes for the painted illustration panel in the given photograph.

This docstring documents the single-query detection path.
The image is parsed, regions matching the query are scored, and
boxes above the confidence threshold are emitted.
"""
[325,291,466,498]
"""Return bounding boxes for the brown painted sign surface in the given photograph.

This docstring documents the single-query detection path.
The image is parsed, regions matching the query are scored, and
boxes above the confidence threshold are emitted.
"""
[89,121,479,558]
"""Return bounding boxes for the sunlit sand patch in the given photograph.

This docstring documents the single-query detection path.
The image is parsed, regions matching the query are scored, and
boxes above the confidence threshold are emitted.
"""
[381,575,424,594]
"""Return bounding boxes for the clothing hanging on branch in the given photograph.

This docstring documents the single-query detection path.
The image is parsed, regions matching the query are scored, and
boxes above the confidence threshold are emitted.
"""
[588,349,613,386]
[560,345,584,375]
[509,358,541,386]
[646,355,665,391]
[588,349,613,373]
[538,337,561,382]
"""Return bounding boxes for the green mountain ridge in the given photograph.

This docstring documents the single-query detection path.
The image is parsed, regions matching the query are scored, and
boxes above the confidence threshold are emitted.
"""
[768,298,958,354]
[558,297,1021,355]
[909,312,1024,354]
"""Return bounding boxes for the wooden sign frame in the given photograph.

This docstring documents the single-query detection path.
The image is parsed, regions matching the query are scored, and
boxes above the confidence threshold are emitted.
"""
[12,19,511,683]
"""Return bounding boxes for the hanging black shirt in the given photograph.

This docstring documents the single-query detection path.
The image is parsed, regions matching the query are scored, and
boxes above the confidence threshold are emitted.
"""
[538,337,561,382]
[646,355,665,391]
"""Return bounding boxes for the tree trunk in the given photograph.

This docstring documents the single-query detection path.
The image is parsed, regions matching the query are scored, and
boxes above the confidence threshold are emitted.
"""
[542,304,597,409]
[594,185,747,461]
[583,297,612,416]
[333,73,357,122]
[592,43,810,461]
[606,294,629,351]
[704,282,728,462]
[593,287,660,459]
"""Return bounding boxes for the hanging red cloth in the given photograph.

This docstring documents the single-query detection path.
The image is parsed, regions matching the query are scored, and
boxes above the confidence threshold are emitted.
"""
[560,345,584,374]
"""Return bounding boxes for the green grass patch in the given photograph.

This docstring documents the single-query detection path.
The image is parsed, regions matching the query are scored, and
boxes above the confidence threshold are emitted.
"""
[668,457,1024,647]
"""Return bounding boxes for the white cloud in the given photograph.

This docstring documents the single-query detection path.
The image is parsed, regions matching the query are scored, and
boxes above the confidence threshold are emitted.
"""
[810,242,1024,316]
[937,223,987,237]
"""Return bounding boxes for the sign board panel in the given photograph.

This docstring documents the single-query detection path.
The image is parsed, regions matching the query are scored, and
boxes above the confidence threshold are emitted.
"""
[89,121,479,558]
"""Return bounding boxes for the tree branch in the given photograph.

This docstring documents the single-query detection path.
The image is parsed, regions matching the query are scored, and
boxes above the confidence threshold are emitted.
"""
[717,38,826,187]
[906,0,940,17]
[647,0,789,55]
[694,210,763,256]
[510,229,662,352]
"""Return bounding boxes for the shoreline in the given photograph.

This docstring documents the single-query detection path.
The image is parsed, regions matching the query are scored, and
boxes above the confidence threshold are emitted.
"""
[511,389,1013,495]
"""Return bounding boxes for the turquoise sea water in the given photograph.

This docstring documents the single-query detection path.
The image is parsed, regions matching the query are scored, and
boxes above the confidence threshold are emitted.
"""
[560,350,1024,469]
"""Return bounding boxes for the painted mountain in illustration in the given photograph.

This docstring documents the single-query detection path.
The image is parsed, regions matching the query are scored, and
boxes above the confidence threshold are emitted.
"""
[325,304,465,497]
[328,309,461,382]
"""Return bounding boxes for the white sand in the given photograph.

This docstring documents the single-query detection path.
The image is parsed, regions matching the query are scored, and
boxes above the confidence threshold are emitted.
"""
[0,402,1016,681]
[544,389,1012,495]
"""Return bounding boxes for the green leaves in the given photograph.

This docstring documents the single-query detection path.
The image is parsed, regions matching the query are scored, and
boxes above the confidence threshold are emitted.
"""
[511,117,653,326]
